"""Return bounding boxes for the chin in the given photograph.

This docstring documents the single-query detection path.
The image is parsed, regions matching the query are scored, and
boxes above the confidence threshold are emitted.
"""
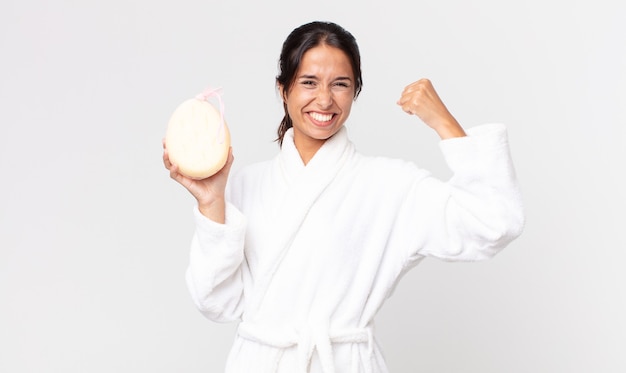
[314,121,343,134]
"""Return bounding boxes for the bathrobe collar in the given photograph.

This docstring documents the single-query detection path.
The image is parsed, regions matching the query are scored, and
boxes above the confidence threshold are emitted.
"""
[273,125,354,248]
[251,126,355,315]
[272,124,354,256]
[278,125,352,182]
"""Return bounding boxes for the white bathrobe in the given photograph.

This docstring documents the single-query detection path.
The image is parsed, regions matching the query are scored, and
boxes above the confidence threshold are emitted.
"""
[186,123,524,373]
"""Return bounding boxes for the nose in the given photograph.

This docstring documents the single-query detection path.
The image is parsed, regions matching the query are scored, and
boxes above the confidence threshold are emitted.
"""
[316,86,333,109]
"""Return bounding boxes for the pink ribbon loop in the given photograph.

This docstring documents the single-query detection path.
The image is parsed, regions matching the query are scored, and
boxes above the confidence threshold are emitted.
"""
[196,86,226,144]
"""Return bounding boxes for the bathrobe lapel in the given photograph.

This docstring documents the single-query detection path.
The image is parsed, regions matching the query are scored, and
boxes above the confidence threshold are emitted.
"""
[275,127,353,247]
[252,127,355,311]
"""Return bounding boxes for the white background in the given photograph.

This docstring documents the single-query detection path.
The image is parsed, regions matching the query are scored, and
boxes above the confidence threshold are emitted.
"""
[1,0,625,372]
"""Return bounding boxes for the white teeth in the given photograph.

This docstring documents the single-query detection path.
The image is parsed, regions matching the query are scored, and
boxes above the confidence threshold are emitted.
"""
[310,112,333,122]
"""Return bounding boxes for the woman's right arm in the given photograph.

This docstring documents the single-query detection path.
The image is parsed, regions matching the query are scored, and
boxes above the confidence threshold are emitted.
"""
[162,139,233,223]
[186,203,246,322]
[163,141,246,322]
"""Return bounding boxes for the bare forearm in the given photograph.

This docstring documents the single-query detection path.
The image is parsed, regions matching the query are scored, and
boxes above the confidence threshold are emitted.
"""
[397,79,468,140]
[433,117,467,140]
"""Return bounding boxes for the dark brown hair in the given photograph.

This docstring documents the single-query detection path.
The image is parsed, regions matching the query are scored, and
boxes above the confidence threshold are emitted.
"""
[275,21,363,146]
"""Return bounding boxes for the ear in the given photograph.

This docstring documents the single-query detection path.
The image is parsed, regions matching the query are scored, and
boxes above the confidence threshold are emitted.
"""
[277,83,287,102]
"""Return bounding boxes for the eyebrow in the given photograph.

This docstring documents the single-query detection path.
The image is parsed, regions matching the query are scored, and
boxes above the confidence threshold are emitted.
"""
[297,74,353,81]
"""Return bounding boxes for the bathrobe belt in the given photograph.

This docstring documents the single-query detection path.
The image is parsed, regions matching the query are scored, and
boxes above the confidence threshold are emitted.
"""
[237,321,375,373]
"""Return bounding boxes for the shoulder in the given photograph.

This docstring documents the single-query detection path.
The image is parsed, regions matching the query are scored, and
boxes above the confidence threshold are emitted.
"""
[225,161,268,209]
[341,153,432,198]
[230,159,272,187]
[234,160,272,178]
[354,153,430,182]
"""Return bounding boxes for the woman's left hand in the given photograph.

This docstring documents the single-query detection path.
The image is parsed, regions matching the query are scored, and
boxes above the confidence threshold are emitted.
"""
[397,78,466,139]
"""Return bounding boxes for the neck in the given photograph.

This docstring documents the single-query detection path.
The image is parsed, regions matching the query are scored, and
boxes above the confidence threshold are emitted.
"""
[295,139,324,165]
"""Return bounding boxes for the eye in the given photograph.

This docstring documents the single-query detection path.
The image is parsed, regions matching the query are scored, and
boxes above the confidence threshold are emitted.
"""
[333,81,351,88]
[301,80,316,87]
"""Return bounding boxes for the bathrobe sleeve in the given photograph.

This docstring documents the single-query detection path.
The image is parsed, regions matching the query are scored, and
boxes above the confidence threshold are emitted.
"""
[397,123,525,263]
[185,202,247,322]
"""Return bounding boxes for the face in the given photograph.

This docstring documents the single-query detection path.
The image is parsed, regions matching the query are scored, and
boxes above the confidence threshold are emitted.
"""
[279,44,355,158]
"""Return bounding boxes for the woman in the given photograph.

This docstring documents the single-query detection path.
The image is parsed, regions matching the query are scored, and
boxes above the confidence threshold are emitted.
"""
[163,21,524,373]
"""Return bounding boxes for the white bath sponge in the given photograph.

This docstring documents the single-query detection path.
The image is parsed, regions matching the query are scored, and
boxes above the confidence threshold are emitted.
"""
[165,94,230,179]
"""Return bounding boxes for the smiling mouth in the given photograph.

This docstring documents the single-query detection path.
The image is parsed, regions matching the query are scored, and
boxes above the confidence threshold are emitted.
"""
[309,112,334,123]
